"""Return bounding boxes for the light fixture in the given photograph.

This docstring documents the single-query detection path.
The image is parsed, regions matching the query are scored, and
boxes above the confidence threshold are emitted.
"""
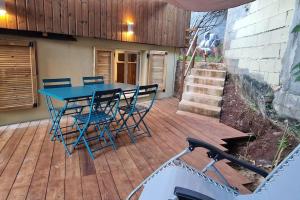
[0,0,6,16]
[127,21,134,34]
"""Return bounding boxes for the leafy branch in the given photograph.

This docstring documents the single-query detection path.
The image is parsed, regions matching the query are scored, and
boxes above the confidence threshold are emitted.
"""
[292,24,300,33]
[292,23,300,81]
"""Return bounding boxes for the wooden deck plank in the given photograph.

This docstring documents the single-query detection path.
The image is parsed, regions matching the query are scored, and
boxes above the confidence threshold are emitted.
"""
[0,124,19,152]
[7,120,48,200]
[64,117,83,200]
[104,149,133,199]
[26,124,55,200]
[82,175,102,200]
[0,122,29,176]
[0,125,8,136]
[94,153,120,200]
[46,119,67,200]
[155,99,229,145]
[0,98,250,199]
[0,121,39,200]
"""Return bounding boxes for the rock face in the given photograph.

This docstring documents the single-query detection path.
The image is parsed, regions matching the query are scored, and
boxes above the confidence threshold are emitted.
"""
[273,0,300,120]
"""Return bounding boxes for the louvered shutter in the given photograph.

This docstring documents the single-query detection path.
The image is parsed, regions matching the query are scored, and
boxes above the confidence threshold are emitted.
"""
[148,51,167,91]
[0,40,37,111]
[94,49,113,83]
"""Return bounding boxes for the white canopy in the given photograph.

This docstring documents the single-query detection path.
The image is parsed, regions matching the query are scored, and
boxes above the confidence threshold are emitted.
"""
[165,0,254,11]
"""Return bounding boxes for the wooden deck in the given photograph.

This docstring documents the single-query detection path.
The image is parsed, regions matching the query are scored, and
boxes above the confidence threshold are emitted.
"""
[0,98,250,200]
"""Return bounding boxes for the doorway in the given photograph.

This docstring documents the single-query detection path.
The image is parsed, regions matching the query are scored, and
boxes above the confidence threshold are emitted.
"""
[114,50,139,85]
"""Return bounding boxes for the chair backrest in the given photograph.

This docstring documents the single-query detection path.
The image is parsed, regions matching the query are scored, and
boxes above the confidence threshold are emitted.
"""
[137,84,158,110]
[82,76,104,85]
[123,86,140,114]
[237,144,300,200]
[88,88,122,121]
[43,78,72,89]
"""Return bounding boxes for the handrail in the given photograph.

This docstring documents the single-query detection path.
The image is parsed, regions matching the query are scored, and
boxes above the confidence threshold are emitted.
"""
[184,48,197,78]
[178,27,199,100]
[185,28,200,57]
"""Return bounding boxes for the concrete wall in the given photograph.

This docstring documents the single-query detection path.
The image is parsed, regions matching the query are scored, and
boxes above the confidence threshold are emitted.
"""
[0,35,179,125]
[224,0,295,86]
[273,0,300,121]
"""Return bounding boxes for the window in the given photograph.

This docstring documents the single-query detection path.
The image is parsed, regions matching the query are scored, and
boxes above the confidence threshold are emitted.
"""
[94,49,113,83]
[148,50,167,92]
[114,51,139,85]
[0,40,37,111]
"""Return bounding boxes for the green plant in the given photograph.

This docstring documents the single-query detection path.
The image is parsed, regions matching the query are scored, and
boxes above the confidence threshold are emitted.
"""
[291,23,300,81]
[273,120,290,167]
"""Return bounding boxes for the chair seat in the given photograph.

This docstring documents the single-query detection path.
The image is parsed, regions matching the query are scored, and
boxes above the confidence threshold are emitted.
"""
[139,160,237,200]
[119,104,148,113]
[54,103,82,112]
[73,111,112,124]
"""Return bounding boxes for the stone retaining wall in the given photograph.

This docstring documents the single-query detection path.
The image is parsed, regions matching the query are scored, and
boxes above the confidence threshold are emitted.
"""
[224,0,295,86]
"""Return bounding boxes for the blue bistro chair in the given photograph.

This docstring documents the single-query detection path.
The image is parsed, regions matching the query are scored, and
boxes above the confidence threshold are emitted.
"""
[117,84,158,143]
[42,78,83,143]
[127,138,300,200]
[71,88,121,160]
[82,76,105,85]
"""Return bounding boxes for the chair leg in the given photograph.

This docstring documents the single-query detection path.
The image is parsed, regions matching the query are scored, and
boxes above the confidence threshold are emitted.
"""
[116,112,136,143]
[135,110,151,137]
[72,124,95,159]
[141,117,151,137]
[58,128,71,156]
[96,124,107,143]
[122,114,136,143]
[82,135,95,160]
[50,112,62,141]
[105,125,117,150]
[131,114,141,131]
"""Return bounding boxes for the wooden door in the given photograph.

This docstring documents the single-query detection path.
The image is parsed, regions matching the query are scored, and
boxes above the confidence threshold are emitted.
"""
[94,49,113,83]
[148,50,167,92]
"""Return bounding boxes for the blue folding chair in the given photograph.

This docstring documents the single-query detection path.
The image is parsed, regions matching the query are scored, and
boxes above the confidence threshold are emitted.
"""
[71,88,121,160]
[43,78,83,143]
[117,84,158,143]
[82,76,104,85]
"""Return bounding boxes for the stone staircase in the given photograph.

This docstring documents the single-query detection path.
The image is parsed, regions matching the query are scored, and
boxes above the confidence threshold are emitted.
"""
[178,62,226,118]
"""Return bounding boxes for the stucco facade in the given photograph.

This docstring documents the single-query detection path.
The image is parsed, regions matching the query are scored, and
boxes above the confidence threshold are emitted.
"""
[224,0,295,86]
[0,35,179,125]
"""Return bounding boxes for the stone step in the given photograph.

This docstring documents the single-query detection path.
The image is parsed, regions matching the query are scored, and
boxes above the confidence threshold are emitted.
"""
[194,62,226,70]
[186,75,225,87]
[185,83,224,96]
[191,68,226,78]
[178,100,221,118]
[182,92,222,107]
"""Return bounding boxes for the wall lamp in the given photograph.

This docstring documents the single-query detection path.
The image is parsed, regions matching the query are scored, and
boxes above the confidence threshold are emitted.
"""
[0,0,6,16]
[127,21,134,34]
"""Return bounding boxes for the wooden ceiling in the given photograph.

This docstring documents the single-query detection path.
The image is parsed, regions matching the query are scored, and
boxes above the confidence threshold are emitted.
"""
[0,0,190,47]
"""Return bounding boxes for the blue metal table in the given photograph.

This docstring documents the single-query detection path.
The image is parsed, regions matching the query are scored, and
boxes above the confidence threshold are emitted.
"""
[39,83,137,155]
[39,83,136,101]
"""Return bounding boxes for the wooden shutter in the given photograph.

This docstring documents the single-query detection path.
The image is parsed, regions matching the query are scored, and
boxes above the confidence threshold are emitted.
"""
[94,49,113,83]
[148,50,167,91]
[0,40,37,111]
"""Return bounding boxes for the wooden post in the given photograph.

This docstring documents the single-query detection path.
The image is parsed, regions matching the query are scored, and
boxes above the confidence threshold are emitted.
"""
[179,54,187,101]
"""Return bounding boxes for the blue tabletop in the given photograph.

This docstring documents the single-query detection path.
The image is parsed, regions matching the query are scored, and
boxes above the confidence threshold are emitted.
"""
[39,83,136,101]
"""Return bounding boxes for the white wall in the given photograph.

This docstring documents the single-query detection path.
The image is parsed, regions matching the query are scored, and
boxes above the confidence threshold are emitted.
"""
[224,0,295,86]
[0,35,179,125]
